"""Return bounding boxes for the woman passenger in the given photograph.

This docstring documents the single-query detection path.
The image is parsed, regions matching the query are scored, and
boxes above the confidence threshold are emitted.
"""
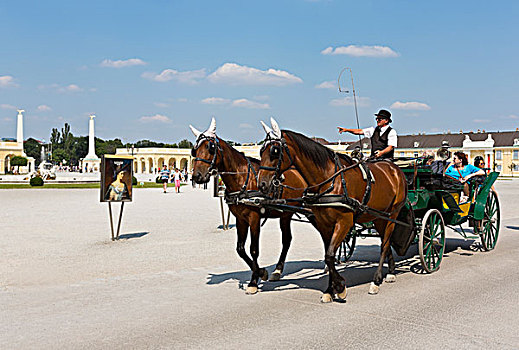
[445,152,485,202]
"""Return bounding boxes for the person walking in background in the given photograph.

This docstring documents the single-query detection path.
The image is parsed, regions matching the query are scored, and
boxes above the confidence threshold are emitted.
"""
[160,165,170,193]
[174,168,182,193]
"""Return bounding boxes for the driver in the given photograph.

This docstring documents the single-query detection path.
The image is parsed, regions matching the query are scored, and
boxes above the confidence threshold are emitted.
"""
[337,109,397,159]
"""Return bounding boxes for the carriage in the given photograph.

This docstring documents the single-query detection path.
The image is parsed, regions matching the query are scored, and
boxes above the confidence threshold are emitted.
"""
[334,157,500,273]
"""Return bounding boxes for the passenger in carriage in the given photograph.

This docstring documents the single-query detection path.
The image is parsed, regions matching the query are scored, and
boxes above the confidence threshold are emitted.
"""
[337,109,397,159]
[445,152,486,203]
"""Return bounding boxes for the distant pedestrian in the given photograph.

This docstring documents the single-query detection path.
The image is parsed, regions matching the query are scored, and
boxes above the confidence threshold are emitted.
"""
[174,168,182,193]
[160,165,170,193]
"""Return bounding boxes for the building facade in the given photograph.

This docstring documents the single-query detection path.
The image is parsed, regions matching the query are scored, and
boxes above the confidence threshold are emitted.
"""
[0,110,35,174]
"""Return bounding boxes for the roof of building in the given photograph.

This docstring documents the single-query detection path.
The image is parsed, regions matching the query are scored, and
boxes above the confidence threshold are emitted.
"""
[344,130,519,150]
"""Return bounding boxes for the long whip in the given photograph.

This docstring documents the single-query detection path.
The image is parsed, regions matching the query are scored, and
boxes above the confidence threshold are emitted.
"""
[338,67,361,143]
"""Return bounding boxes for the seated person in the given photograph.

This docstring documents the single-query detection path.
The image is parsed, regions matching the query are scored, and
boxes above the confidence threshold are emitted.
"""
[444,151,486,202]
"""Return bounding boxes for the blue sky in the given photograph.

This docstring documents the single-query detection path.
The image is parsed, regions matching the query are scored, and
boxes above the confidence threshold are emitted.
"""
[1,1,518,144]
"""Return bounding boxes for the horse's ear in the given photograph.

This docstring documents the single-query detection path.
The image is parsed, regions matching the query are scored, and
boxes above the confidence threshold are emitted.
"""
[205,117,217,137]
[189,125,201,138]
[270,117,282,138]
[260,121,273,135]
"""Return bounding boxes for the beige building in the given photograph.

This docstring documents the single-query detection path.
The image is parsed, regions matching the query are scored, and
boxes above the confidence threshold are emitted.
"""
[0,110,35,174]
[115,130,519,177]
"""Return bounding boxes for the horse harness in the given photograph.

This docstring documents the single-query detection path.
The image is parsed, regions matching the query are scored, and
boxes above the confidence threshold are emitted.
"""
[261,135,411,227]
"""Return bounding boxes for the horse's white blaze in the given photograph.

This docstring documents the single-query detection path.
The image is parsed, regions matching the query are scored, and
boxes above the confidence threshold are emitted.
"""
[385,274,396,283]
[368,282,380,295]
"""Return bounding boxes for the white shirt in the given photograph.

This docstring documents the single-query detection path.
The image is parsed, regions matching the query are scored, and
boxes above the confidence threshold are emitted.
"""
[362,126,398,147]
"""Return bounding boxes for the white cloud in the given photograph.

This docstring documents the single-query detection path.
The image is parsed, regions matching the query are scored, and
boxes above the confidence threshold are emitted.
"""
[201,97,231,105]
[315,80,336,89]
[207,63,303,86]
[239,123,253,129]
[177,98,188,103]
[473,119,490,123]
[59,84,83,93]
[100,58,147,68]
[0,104,17,110]
[321,45,399,57]
[253,95,269,101]
[390,101,431,111]
[502,114,519,119]
[330,96,370,107]
[0,75,17,88]
[139,114,171,123]
[37,105,52,111]
[232,99,270,109]
[142,68,206,85]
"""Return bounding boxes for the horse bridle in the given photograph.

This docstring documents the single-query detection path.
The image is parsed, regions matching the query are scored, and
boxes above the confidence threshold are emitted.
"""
[259,134,295,189]
[191,134,221,176]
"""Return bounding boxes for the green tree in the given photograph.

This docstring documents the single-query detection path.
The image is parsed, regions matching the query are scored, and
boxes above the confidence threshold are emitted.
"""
[61,123,73,154]
[52,149,68,163]
[50,128,61,148]
[10,155,28,173]
[177,139,193,148]
[24,138,42,165]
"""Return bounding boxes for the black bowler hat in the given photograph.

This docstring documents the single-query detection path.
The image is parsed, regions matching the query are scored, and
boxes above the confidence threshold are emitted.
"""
[374,109,392,122]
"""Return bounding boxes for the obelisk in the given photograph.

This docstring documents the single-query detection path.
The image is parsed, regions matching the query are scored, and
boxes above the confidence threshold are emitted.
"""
[16,109,26,156]
[83,114,100,172]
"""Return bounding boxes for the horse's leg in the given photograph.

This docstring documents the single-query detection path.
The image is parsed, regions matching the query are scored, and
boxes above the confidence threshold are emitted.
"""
[269,215,293,281]
[370,218,397,294]
[235,218,255,288]
[385,247,396,283]
[246,213,268,294]
[321,214,353,303]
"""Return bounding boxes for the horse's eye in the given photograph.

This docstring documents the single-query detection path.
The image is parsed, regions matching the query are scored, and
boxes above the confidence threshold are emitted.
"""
[207,142,216,155]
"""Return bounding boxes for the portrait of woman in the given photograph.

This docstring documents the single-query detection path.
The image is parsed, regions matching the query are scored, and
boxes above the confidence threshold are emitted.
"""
[105,170,130,201]
[100,155,133,202]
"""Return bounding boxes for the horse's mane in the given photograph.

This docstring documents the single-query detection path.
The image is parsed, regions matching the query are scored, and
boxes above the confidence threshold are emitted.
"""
[283,130,352,169]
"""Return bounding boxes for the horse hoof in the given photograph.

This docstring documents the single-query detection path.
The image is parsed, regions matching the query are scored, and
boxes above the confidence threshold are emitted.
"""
[320,293,333,303]
[246,286,258,295]
[336,287,347,300]
[368,282,380,295]
[385,274,396,283]
[260,269,269,281]
[269,270,281,281]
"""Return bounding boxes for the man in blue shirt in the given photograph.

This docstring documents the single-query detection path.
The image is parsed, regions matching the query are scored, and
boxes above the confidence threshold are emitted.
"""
[160,165,171,193]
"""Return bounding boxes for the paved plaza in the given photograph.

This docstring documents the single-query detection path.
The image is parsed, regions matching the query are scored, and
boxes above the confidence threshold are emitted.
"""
[1,180,519,349]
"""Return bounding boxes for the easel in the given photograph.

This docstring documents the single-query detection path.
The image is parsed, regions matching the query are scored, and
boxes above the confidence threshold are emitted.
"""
[108,201,125,240]
[219,196,231,230]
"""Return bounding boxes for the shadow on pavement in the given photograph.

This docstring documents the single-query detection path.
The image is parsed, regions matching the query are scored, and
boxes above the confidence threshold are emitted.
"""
[207,237,480,294]
[506,225,519,230]
[117,231,149,240]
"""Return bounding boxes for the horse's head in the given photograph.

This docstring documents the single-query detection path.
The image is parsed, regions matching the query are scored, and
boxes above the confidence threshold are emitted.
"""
[258,118,294,195]
[189,117,222,183]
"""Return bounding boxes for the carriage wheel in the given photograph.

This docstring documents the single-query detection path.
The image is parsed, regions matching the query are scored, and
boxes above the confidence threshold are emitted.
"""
[419,209,445,273]
[336,232,356,264]
[480,190,500,251]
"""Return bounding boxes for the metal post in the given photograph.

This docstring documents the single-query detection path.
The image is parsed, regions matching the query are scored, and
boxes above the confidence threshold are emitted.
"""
[108,202,115,241]
[116,202,125,239]
[219,197,226,230]
[226,205,231,230]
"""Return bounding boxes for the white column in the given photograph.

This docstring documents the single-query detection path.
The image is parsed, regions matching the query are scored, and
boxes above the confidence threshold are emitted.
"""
[86,115,97,158]
[17,109,24,153]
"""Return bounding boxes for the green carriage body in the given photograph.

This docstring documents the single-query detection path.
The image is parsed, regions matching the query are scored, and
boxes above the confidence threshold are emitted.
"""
[337,159,500,272]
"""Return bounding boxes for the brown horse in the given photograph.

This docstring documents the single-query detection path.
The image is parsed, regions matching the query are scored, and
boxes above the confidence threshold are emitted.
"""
[190,118,312,294]
[258,118,407,302]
